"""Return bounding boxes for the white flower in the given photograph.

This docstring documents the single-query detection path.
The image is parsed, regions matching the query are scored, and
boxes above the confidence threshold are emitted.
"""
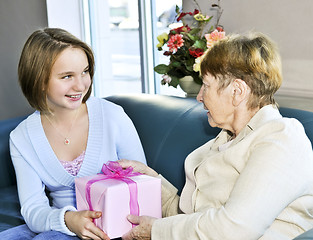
[162,74,172,83]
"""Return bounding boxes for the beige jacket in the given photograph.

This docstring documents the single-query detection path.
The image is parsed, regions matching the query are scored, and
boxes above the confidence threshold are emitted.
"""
[152,105,313,240]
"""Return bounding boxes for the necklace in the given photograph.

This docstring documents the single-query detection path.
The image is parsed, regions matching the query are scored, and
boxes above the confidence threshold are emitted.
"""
[45,108,79,145]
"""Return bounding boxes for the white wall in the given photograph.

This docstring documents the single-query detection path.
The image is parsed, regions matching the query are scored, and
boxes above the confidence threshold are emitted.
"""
[183,0,313,98]
[46,0,85,40]
[0,0,48,120]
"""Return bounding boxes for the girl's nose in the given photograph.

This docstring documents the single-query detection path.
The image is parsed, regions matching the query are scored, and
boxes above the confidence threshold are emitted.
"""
[74,76,85,91]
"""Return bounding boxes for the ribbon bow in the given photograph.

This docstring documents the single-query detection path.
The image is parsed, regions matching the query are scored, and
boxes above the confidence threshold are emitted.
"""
[85,161,142,225]
[101,161,140,178]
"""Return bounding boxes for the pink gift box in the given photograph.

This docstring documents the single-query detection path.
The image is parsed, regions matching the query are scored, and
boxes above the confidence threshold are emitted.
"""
[75,173,162,239]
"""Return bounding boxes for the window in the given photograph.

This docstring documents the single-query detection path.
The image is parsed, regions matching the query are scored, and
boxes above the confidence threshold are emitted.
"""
[87,0,143,97]
[154,0,184,97]
[46,0,183,97]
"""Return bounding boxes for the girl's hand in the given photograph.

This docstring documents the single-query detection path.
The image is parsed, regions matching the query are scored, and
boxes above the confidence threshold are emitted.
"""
[64,210,110,240]
[118,159,158,177]
[122,215,156,240]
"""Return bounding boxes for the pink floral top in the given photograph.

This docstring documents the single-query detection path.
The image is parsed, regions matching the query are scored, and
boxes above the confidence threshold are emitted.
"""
[59,151,85,176]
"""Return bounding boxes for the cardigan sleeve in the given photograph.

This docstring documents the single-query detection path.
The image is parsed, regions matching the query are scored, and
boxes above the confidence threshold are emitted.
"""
[98,99,147,165]
[10,138,76,236]
[151,119,313,239]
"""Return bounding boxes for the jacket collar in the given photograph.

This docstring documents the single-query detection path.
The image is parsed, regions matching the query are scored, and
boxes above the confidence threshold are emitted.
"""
[211,104,282,150]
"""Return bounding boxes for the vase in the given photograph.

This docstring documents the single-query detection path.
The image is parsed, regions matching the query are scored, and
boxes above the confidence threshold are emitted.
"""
[179,76,202,98]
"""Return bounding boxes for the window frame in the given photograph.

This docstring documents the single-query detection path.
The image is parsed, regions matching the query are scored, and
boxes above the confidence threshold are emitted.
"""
[46,0,172,96]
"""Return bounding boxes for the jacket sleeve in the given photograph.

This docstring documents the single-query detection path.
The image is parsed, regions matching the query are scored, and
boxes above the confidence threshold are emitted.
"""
[158,175,182,217]
[151,120,313,239]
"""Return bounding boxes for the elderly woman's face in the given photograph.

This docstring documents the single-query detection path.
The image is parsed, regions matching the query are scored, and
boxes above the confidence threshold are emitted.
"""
[197,73,235,131]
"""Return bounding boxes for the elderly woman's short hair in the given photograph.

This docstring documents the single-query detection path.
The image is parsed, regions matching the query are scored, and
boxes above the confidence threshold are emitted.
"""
[200,32,282,109]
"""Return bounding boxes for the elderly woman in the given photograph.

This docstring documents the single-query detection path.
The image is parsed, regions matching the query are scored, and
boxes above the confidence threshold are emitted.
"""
[119,32,313,240]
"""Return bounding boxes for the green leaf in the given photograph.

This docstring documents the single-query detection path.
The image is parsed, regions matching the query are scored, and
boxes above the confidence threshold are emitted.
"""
[184,59,195,72]
[204,16,213,22]
[170,76,179,88]
[175,5,180,14]
[154,64,170,74]
[186,65,194,72]
[186,33,198,41]
[189,28,201,35]
[191,73,203,84]
[170,61,181,68]
[192,40,206,49]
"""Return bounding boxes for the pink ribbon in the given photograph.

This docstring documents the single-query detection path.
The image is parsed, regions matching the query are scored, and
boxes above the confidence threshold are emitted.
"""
[85,161,142,226]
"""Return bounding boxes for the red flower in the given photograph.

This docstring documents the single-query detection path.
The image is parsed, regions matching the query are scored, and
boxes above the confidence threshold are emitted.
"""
[177,9,200,22]
[193,9,200,15]
[216,26,224,32]
[189,48,204,58]
[170,25,191,35]
[163,51,172,56]
[167,34,184,53]
[177,13,187,22]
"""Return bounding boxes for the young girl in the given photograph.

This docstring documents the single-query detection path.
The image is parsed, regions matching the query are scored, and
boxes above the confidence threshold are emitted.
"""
[1,28,146,240]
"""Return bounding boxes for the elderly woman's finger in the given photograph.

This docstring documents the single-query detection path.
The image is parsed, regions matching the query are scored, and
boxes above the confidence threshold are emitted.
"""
[118,159,158,177]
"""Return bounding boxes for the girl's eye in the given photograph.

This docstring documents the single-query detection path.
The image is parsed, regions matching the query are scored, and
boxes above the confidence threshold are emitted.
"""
[62,75,72,79]
[82,68,89,75]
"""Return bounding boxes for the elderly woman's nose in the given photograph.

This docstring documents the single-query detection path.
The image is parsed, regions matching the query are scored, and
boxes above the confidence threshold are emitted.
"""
[197,85,204,102]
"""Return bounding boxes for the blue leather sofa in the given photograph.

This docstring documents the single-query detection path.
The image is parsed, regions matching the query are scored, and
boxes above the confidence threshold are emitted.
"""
[0,94,312,239]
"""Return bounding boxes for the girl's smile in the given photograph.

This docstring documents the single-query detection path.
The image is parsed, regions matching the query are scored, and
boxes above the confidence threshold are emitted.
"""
[46,47,91,113]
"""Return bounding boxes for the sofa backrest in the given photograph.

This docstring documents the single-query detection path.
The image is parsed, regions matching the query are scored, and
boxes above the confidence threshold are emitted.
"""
[1,94,313,193]
[0,116,26,188]
[107,94,313,193]
[106,94,222,192]
[279,107,313,142]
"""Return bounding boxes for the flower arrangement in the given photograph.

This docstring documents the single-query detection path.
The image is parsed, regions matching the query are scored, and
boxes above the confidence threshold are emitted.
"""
[154,1,225,88]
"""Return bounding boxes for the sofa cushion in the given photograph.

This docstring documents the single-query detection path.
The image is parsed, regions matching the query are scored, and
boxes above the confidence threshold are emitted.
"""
[0,116,26,232]
[0,186,24,232]
[293,228,313,239]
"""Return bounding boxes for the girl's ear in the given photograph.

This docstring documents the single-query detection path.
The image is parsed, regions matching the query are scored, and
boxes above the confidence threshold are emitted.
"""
[232,78,249,106]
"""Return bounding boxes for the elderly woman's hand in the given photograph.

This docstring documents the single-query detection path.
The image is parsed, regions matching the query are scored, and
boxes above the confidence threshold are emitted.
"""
[118,159,158,177]
[122,215,156,240]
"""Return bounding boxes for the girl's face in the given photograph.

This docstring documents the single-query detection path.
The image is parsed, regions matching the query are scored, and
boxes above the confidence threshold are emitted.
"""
[46,47,91,112]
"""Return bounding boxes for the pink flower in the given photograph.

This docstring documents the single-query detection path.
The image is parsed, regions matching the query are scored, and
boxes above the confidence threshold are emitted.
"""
[161,74,172,85]
[167,34,184,53]
[205,29,226,48]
